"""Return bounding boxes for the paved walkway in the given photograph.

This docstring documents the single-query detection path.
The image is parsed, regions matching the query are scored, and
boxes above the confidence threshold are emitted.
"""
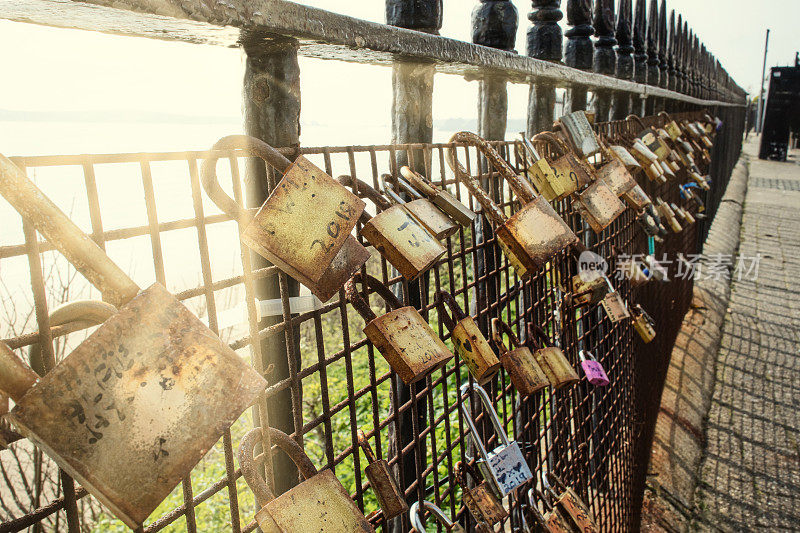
[694,140,800,531]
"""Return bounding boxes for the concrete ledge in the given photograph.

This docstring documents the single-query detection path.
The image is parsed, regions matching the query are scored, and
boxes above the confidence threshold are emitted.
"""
[640,157,749,532]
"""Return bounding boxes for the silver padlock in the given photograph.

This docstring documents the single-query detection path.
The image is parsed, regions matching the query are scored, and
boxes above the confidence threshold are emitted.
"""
[460,383,532,498]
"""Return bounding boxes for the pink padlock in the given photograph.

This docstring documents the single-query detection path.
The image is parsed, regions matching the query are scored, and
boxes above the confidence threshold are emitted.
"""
[579,350,610,387]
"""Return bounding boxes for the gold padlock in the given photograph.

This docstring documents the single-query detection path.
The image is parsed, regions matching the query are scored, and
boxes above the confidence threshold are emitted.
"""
[345,274,453,384]
[202,135,369,303]
[627,115,672,160]
[526,487,574,533]
[617,257,650,288]
[629,139,666,182]
[570,272,610,307]
[0,155,267,529]
[558,110,602,159]
[400,166,478,227]
[656,198,683,233]
[449,132,579,278]
[600,276,632,323]
[527,324,580,389]
[660,112,683,140]
[621,183,653,211]
[238,427,374,533]
[382,174,460,240]
[455,460,508,527]
[632,304,657,343]
[673,202,696,224]
[531,132,594,199]
[608,144,642,170]
[338,175,446,281]
[409,500,465,533]
[517,133,562,201]
[356,429,408,520]
[546,473,598,533]
[436,290,500,384]
[491,318,549,395]
[595,150,637,197]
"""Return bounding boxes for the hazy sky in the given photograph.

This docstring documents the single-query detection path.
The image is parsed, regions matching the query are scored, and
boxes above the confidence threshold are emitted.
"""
[0,0,797,152]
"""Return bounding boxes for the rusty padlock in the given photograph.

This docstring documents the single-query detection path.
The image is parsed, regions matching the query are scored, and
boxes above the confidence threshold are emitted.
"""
[572,178,627,234]
[630,140,666,183]
[448,132,579,278]
[0,155,267,529]
[526,487,574,533]
[546,473,598,533]
[381,174,459,240]
[659,111,683,141]
[595,145,637,198]
[409,500,465,533]
[338,175,446,280]
[656,198,683,233]
[356,429,408,520]
[527,325,580,390]
[202,135,369,302]
[345,273,452,384]
[608,144,642,170]
[238,426,373,533]
[570,272,610,307]
[517,133,561,202]
[622,183,653,211]
[600,277,631,323]
[400,166,478,228]
[531,132,594,200]
[627,115,671,160]
[461,383,533,497]
[436,290,500,384]
[456,460,508,527]
[491,318,549,395]
[632,304,657,343]
[559,110,602,159]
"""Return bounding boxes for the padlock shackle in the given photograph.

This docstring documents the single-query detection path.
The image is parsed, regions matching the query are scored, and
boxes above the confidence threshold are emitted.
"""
[446,139,508,230]
[336,175,392,214]
[526,323,555,351]
[238,427,320,508]
[455,460,485,490]
[380,178,407,207]
[450,131,536,204]
[626,114,648,131]
[578,350,596,363]
[0,155,140,308]
[400,166,439,198]
[517,133,543,163]
[435,290,467,326]
[394,176,426,201]
[356,429,378,464]
[531,132,570,160]
[344,273,407,323]
[491,318,522,355]
[634,304,656,327]
[525,488,550,527]
[201,135,293,222]
[409,500,456,531]
[0,342,38,403]
[27,300,118,376]
[459,382,511,457]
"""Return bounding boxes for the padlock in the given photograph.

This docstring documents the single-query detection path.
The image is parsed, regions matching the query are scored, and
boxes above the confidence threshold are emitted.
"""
[400,166,479,227]
[617,257,650,288]
[644,254,669,282]
[409,500,465,533]
[559,110,602,159]
[628,136,666,182]
[491,318,549,395]
[656,198,683,233]
[531,132,594,199]
[382,174,459,240]
[455,460,508,526]
[599,277,631,323]
[570,273,610,307]
[578,350,610,387]
[627,115,671,160]
[680,183,707,212]
[659,112,683,141]
[356,429,408,520]
[526,487,574,533]
[632,304,657,343]
[673,202,696,224]
[0,388,21,451]
[0,155,267,529]
[527,325,580,389]
[448,132,579,278]
[572,178,628,234]
[338,175,446,281]
[436,290,500,384]
[621,183,653,211]
[517,133,562,201]
[238,426,374,533]
[460,383,533,497]
[345,273,452,384]
[637,208,663,238]
[608,144,642,170]
[546,473,598,533]
[595,155,637,198]
[202,135,369,302]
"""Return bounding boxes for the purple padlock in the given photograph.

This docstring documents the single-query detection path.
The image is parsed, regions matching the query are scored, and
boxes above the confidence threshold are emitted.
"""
[579,350,610,387]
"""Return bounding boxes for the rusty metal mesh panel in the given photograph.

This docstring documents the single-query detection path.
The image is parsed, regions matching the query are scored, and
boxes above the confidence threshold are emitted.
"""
[0,112,713,532]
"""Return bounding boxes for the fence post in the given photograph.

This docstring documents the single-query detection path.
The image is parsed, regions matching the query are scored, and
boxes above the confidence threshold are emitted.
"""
[591,0,616,122]
[667,9,677,101]
[657,0,669,108]
[611,0,634,120]
[564,0,593,112]
[241,34,302,495]
[645,0,660,115]
[526,0,563,134]
[676,15,686,98]
[633,0,648,114]
[386,2,441,528]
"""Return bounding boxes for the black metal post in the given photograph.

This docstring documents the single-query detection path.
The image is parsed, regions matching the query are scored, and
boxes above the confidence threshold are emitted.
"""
[633,0,648,114]
[527,0,563,134]
[612,0,634,120]
[564,0,593,112]
[645,0,660,114]
[591,0,617,122]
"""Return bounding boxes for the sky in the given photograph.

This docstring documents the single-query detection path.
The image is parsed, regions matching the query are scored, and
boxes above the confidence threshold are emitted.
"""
[0,0,797,153]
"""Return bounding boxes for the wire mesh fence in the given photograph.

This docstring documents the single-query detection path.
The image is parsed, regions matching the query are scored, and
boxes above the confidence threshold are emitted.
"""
[0,109,742,532]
